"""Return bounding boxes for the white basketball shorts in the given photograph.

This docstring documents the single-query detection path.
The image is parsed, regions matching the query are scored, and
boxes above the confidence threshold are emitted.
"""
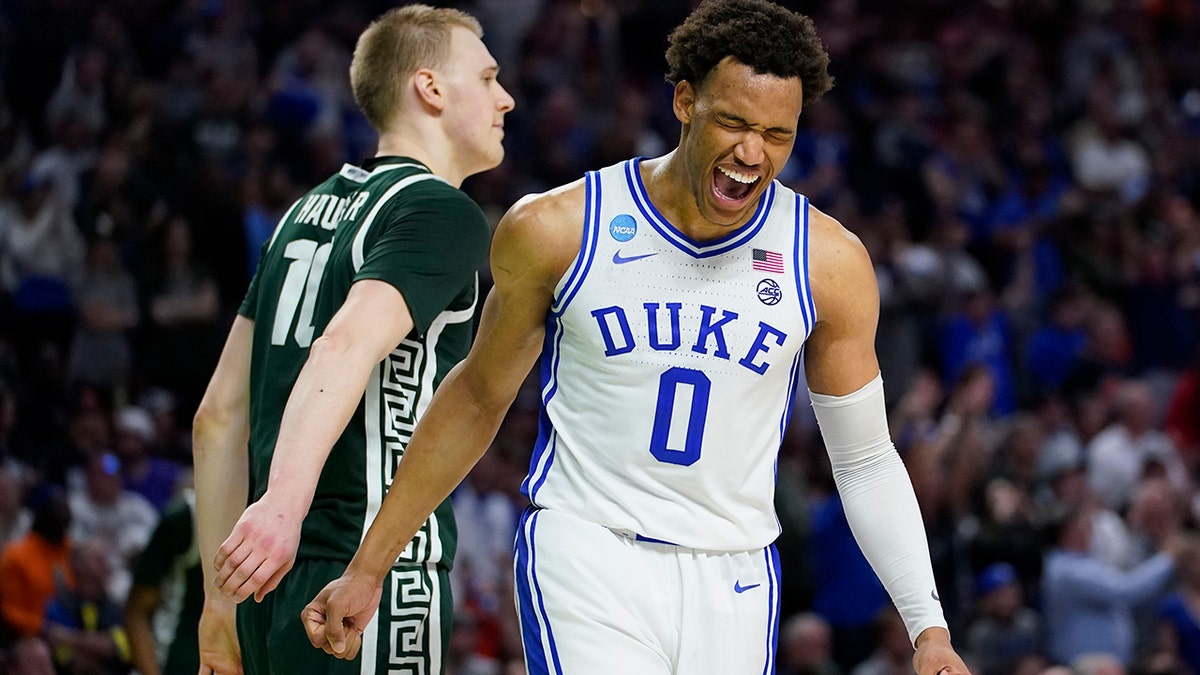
[513,507,781,674]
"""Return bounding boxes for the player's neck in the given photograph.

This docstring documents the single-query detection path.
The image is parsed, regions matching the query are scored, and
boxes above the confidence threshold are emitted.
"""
[375,128,465,188]
[641,151,722,242]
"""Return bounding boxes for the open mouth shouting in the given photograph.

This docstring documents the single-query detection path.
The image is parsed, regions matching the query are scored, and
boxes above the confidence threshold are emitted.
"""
[712,165,761,206]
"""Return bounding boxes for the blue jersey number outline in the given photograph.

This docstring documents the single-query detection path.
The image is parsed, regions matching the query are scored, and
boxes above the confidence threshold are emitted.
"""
[649,367,711,466]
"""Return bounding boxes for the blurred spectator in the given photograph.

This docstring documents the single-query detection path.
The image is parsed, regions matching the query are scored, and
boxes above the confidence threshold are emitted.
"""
[1034,456,1138,575]
[868,203,932,404]
[27,110,98,213]
[43,538,131,675]
[1033,394,1086,488]
[1068,79,1151,206]
[73,135,161,249]
[810,466,889,671]
[1024,287,1091,398]
[887,369,943,458]
[240,160,299,278]
[44,47,108,148]
[1041,504,1177,667]
[0,167,85,361]
[263,28,352,148]
[965,562,1042,675]
[1153,534,1200,675]
[923,111,1007,245]
[1086,379,1188,513]
[66,452,157,602]
[1070,653,1127,675]
[938,287,1019,417]
[987,414,1044,493]
[0,635,55,675]
[0,492,73,638]
[0,465,31,550]
[138,387,191,465]
[112,405,182,512]
[1124,478,1186,567]
[779,612,842,675]
[909,364,998,534]
[982,134,1072,304]
[849,606,917,675]
[1124,238,1197,373]
[142,215,221,417]
[968,477,1043,607]
[124,489,202,675]
[779,99,852,210]
[451,451,522,625]
[1163,353,1200,474]
[66,234,139,392]
[55,384,112,488]
[0,383,35,474]
[445,610,499,675]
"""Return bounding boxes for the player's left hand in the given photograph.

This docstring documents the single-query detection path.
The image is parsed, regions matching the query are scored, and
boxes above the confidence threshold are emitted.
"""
[214,496,303,602]
[913,627,972,675]
[301,571,382,660]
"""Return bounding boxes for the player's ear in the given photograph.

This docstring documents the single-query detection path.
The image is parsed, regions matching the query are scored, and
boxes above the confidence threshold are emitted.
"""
[413,68,445,112]
[673,80,696,125]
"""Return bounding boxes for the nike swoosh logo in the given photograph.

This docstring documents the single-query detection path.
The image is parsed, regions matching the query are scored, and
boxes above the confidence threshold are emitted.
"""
[612,251,658,264]
[931,589,941,602]
[734,580,761,594]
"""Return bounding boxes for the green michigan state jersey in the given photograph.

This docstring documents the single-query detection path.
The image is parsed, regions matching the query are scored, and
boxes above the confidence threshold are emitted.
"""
[239,156,490,569]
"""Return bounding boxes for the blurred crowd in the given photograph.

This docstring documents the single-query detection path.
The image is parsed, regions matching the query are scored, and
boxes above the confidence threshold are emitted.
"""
[0,0,1199,674]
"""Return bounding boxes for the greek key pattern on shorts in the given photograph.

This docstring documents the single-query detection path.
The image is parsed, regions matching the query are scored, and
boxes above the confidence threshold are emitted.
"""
[385,568,433,674]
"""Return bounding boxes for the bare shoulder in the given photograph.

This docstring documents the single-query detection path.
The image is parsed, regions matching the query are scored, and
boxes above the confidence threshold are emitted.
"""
[802,205,883,393]
[805,204,877,320]
[493,178,587,291]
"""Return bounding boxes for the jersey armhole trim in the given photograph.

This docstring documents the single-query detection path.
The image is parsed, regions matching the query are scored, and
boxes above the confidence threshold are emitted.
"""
[550,170,600,316]
[351,173,446,271]
[792,195,816,330]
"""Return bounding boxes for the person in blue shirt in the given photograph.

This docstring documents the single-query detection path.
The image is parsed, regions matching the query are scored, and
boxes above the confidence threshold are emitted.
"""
[1041,504,1177,667]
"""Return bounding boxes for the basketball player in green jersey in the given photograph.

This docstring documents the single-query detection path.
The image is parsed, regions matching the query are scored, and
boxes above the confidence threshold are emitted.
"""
[192,5,514,674]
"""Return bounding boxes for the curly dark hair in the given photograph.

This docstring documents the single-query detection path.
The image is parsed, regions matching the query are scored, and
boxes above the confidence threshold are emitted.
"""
[664,0,833,104]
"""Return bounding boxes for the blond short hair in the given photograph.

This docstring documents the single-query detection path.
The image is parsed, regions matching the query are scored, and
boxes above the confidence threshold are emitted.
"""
[350,4,482,132]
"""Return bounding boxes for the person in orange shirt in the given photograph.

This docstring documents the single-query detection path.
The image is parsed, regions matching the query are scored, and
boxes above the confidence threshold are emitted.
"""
[0,492,73,638]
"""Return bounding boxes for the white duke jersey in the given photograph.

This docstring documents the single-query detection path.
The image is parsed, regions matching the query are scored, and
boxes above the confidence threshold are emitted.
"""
[522,158,816,551]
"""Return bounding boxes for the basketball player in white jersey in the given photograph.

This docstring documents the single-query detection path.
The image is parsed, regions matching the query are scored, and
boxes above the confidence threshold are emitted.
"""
[300,1,971,673]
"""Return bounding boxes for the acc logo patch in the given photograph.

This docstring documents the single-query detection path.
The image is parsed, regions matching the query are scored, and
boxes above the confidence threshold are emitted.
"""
[609,214,637,242]
[757,279,782,306]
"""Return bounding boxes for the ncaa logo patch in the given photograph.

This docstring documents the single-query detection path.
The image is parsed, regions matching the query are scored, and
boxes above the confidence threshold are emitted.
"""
[609,214,637,242]
[757,279,782,305]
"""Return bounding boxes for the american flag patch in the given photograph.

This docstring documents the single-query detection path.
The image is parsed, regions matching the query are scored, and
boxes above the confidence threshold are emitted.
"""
[752,248,784,273]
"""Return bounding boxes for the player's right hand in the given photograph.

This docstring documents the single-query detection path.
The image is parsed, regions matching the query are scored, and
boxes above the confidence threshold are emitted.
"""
[301,573,383,660]
[198,595,243,675]
[214,497,302,602]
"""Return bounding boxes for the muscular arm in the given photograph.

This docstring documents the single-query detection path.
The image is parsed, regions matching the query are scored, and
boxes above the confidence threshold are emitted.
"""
[803,207,965,674]
[213,279,416,601]
[302,188,580,656]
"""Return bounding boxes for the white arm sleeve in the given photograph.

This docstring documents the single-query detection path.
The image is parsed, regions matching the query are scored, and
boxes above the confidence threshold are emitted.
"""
[808,373,948,645]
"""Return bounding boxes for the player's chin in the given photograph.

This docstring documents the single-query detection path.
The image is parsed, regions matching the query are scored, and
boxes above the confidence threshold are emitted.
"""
[482,147,506,171]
